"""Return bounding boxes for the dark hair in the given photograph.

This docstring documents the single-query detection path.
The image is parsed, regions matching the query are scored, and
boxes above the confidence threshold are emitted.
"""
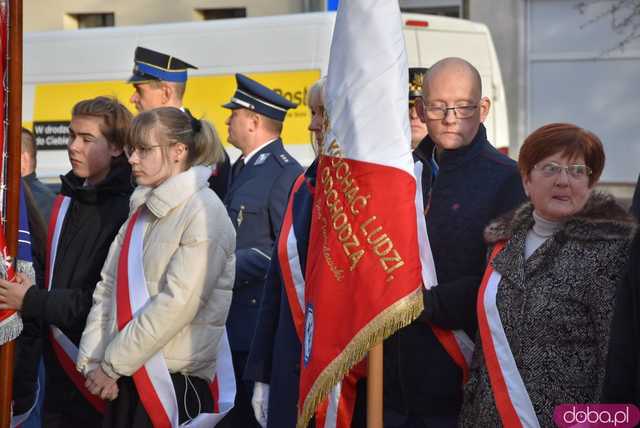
[71,96,133,151]
[127,107,224,167]
[518,123,605,186]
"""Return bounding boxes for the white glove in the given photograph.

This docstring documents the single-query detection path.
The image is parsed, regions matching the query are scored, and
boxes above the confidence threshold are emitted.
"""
[252,382,270,428]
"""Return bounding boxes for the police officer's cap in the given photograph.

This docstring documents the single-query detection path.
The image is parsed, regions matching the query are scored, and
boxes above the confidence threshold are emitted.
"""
[409,67,429,104]
[128,46,197,84]
[223,73,297,122]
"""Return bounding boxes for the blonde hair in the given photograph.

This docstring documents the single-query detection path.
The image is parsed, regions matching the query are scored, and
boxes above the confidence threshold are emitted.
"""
[307,77,327,155]
[127,107,224,167]
[307,76,326,107]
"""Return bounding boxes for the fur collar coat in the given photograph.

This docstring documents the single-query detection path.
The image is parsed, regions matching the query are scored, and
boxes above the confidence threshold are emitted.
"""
[460,192,636,427]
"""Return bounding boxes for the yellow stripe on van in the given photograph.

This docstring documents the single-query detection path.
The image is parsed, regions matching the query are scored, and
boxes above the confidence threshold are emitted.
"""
[32,69,321,146]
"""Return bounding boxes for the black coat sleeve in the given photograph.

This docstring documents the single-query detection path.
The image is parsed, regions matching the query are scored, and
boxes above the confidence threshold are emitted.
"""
[631,173,640,220]
[602,234,640,404]
[209,150,231,201]
[419,275,481,333]
[21,281,95,332]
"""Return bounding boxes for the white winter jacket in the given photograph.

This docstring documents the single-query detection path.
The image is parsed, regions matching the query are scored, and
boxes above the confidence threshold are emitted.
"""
[77,165,235,381]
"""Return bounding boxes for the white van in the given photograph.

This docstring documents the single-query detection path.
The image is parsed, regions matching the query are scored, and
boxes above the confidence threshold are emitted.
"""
[23,12,508,178]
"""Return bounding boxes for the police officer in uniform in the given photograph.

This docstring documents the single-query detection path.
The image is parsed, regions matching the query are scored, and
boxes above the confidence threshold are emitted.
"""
[222,73,303,427]
[409,67,429,150]
[128,46,231,199]
[409,67,435,197]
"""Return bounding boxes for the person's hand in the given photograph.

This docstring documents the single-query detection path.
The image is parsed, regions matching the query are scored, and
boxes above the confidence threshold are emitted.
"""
[85,367,119,401]
[251,382,270,428]
[0,272,33,311]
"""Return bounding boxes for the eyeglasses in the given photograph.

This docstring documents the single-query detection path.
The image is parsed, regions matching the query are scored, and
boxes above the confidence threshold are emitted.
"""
[424,104,478,120]
[533,162,592,179]
[124,144,168,159]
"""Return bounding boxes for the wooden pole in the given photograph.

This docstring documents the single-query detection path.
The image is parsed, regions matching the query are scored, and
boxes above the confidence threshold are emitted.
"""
[366,343,383,428]
[6,0,21,255]
[0,344,14,427]
[0,0,22,426]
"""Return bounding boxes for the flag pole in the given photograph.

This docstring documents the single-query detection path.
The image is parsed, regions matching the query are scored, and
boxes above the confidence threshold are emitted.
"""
[0,0,22,425]
[367,343,383,428]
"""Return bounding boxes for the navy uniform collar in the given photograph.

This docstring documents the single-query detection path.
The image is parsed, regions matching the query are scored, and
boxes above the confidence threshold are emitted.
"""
[225,139,287,200]
[244,138,278,165]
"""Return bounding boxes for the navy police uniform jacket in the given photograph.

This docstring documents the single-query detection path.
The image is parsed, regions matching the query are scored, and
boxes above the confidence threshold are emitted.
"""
[224,139,303,352]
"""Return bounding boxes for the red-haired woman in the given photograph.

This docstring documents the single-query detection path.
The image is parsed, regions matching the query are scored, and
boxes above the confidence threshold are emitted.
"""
[460,123,636,426]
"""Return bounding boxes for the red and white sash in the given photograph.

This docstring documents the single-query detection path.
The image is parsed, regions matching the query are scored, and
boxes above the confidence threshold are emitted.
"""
[414,161,474,382]
[279,174,307,339]
[278,174,358,428]
[477,242,540,428]
[45,194,107,413]
[116,207,235,428]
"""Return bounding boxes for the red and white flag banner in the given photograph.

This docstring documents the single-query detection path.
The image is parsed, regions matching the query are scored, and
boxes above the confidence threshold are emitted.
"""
[279,174,362,428]
[0,0,21,347]
[0,228,20,345]
[296,0,424,426]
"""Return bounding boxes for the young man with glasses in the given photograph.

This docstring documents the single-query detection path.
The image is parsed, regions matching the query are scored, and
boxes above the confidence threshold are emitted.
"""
[383,57,526,428]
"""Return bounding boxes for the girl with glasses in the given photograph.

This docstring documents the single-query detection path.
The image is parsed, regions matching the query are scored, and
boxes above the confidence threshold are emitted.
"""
[77,107,236,427]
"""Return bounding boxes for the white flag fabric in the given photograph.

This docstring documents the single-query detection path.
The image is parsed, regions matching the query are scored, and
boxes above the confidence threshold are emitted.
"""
[324,0,412,172]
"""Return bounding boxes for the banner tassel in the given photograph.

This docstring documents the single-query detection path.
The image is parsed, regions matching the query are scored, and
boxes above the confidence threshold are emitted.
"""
[297,287,423,428]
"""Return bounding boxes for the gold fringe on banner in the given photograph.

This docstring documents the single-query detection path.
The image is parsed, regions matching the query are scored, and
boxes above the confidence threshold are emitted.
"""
[296,286,424,428]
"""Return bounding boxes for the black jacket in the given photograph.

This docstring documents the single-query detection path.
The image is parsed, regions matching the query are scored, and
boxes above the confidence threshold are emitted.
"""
[631,173,640,220]
[14,160,132,417]
[209,149,231,201]
[603,231,640,405]
[383,124,526,417]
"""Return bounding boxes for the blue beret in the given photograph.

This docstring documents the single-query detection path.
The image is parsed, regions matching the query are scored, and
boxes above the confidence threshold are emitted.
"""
[223,73,297,122]
[128,46,197,84]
